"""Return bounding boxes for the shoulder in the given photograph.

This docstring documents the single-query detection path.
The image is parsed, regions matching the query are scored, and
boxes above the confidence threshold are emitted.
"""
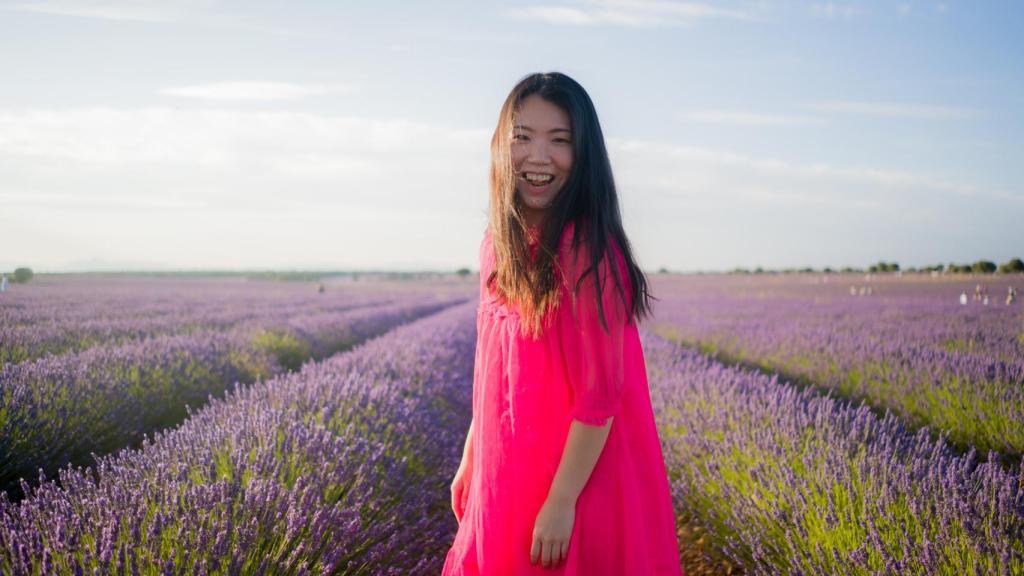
[479,227,495,279]
[557,220,626,280]
[559,224,633,310]
[480,227,493,259]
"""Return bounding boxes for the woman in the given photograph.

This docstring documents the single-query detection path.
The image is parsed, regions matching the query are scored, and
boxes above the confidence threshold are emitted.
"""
[442,72,682,575]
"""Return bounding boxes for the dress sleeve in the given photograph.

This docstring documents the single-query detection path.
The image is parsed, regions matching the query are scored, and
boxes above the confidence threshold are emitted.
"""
[558,236,632,426]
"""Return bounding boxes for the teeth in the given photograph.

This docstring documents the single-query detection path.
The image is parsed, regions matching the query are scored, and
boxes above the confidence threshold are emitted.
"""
[524,173,554,184]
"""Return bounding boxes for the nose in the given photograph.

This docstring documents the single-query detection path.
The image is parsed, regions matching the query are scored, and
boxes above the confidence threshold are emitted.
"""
[526,140,552,165]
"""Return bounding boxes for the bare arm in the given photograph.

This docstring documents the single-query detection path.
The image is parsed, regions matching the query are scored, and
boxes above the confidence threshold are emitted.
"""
[452,417,476,522]
[545,417,613,506]
[529,417,613,567]
[461,417,475,467]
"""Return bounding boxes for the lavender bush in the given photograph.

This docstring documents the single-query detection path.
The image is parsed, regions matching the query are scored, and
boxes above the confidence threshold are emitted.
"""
[5,272,1020,574]
[0,296,464,499]
[0,301,477,575]
[0,276,394,367]
[644,329,1024,575]
[649,274,1024,459]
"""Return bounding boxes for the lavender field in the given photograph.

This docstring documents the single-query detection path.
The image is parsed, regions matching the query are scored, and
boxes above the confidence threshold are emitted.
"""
[0,276,473,499]
[648,273,1024,460]
[0,273,1022,575]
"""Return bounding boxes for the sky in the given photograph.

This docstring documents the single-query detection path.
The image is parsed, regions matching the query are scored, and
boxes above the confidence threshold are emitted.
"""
[0,0,1021,273]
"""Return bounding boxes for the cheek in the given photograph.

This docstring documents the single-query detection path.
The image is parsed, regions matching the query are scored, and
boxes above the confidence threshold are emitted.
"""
[510,146,527,167]
[557,151,574,175]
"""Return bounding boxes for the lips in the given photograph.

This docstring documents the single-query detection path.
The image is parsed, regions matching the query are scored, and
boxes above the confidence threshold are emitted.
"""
[521,172,554,186]
[519,172,556,195]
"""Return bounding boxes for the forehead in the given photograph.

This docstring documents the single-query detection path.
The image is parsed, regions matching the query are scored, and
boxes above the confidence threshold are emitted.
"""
[514,94,571,130]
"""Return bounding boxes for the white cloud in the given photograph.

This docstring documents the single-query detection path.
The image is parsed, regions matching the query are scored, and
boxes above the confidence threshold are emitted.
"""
[0,106,1015,271]
[0,106,492,269]
[608,137,985,202]
[677,109,823,126]
[0,190,208,210]
[159,82,353,102]
[806,99,979,119]
[809,2,868,19]
[11,0,214,22]
[519,6,596,25]
[8,0,305,35]
[509,0,760,28]
[603,136,1021,270]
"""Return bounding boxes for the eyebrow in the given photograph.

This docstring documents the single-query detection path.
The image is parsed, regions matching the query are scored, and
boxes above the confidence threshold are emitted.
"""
[513,124,572,135]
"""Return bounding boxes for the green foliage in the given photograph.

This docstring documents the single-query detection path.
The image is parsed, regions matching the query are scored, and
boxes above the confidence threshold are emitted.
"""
[654,324,1024,459]
[868,262,899,273]
[456,267,471,277]
[971,260,997,274]
[12,267,33,283]
[998,258,1024,274]
[251,329,311,372]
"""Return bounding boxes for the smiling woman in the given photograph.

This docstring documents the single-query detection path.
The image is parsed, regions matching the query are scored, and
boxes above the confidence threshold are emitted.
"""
[512,94,575,227]
[442,72,682,575]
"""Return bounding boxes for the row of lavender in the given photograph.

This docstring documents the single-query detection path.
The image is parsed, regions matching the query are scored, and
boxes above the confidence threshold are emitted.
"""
[0,301,477,575]
[0,276,396,366]
[5,297,1022,574]
[643,327,1024,575]
[0,279,470,499]
[648,274,1024,459]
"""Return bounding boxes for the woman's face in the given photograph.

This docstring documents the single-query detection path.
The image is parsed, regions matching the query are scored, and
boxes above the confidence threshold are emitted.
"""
[511,94,574,226]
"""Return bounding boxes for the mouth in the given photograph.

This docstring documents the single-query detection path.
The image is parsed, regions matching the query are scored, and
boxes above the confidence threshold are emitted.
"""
[519,171,556,194]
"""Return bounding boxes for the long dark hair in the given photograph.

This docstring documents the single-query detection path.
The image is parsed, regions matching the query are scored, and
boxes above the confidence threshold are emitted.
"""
[487,71,654,339]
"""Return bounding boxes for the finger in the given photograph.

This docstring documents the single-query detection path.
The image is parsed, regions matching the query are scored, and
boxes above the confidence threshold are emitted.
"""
[559,540,568,564]
[541,540,552,567]
[530,537,540,564]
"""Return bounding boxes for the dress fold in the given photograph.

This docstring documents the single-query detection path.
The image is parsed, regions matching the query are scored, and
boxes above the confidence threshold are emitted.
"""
[442,221,683,576]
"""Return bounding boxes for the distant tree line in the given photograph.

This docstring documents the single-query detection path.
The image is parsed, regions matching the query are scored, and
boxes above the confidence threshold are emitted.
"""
[7,267,34,283]
[727,258,1024,275]
[0,267,472,283]
[868,262,900,273]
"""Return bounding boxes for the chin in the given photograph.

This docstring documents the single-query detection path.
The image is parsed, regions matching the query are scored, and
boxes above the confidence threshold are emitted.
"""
[518,190,559,213]
[522,197,552,213]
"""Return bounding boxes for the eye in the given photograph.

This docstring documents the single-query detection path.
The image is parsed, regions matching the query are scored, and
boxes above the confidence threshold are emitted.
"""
[554,138,571,144]
[512,134,529,142]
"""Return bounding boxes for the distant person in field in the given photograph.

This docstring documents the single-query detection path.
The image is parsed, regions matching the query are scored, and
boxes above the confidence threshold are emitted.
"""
[442,72,681,575]
[0,274,7,292]
[1009,286,1018,306]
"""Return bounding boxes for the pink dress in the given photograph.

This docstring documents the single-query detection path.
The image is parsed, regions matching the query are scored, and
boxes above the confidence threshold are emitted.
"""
[442,220,682,575]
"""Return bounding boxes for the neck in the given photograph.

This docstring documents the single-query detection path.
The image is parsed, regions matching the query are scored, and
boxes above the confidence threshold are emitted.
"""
[523,209,545,229]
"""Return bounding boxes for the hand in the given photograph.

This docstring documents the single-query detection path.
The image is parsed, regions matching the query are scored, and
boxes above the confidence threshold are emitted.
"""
[450,459,473,523]
[530,495,575,569]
